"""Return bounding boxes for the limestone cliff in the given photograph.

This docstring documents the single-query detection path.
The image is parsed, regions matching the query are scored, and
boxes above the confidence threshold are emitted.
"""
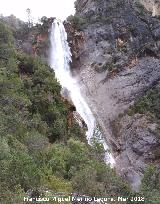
[68,0,160,190]
[139,0,160,16]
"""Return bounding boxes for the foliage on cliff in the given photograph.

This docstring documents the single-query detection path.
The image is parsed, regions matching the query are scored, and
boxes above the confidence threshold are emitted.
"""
[129,83,160,120]
[0,19,69,201]
[0,18,134,203]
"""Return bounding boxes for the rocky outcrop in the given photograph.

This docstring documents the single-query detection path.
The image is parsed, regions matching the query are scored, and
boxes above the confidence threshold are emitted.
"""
[64,21,85,74]
[17,17,55,62]
[68,0,160,190]
[112,113,160,191]
[139,0,160,16]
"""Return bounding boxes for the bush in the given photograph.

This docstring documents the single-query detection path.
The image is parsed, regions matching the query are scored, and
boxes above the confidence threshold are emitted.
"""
[0,21,13,44]
[72,160,131,199]
[128,84,160,123]
[140,165,160,204]
[67,15,88,31]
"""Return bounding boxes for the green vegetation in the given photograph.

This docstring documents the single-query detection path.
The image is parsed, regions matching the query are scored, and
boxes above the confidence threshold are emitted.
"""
[72,161,130,198]
[0,14,160,204]
[94,62,122,74]
[128,84,160,120]
[67,15,88,31]
[67,13,113,31]
[0,20,71,202]
[127,84,160,140]
[0,19,132,203]
[140,165,160,204]
[102,62,114,72]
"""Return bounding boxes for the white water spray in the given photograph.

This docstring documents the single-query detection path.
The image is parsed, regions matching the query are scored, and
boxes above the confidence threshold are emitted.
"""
[49,19,115,165]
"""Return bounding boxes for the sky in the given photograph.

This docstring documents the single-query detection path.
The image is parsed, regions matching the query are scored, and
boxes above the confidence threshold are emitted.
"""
[0,0,76,22]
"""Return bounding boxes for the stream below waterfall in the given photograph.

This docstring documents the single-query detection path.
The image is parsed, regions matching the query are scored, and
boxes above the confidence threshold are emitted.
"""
[49,19,115,166]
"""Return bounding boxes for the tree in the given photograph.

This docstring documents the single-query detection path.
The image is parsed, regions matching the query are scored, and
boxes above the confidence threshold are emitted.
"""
[26,8,33,28]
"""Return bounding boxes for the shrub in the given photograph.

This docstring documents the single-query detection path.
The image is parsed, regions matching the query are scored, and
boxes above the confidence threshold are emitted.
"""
[67,15,88,31]
[0,21,13,44]
[72,160,131,199]
[140,165,160,204]
[128,85,160,120]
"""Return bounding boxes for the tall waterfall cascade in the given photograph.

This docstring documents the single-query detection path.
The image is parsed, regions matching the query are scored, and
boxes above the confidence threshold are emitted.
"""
[49,19,115,165]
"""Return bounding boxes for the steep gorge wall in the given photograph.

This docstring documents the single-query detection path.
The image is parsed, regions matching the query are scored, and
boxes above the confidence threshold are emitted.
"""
[68,0,160,190]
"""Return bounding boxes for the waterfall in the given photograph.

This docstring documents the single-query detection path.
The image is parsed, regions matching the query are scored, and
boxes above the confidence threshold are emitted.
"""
[49,19,115,165]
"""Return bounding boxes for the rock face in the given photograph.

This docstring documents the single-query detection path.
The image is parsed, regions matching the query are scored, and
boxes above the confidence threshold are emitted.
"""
[68,0,160,190]
[113,114,160,190]
[139,0,160,16]
[16,17,55,62]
